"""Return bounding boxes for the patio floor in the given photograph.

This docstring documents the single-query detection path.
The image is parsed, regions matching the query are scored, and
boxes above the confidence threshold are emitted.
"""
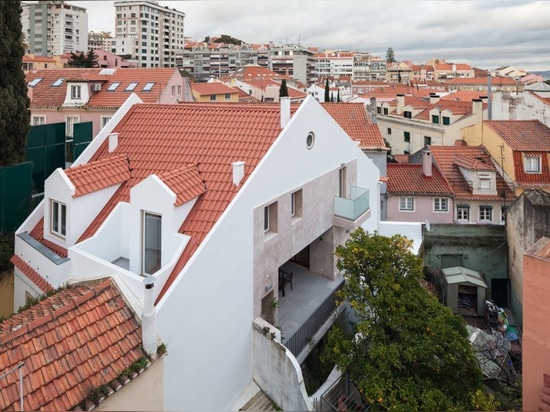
[277,261,343,341]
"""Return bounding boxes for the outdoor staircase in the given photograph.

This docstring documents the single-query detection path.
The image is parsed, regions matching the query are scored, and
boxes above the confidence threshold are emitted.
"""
[239,390,279,411]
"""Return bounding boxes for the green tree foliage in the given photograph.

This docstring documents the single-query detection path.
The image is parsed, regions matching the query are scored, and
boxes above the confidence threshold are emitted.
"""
[67,50,98,68]
[386,47,396,63]
[324,78,330,102]
[0,230,15,273]
[0,1,30,166]
[279,79,289,97]
[337,90,341,102]
[213,34,242,45]
[323,229,483,411]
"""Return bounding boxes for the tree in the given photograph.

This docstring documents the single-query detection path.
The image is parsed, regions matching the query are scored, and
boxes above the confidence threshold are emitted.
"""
[323,229,483,411]
[324,78,330,102]
[67,50,97,68]
[337,90,341,102]
[279,79,289,97]
[0,1,30,166]
[386,47,396,63]
[84,50,98,68]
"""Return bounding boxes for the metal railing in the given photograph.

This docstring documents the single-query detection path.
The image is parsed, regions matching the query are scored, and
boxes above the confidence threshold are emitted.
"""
[284,280,344,356]
[317,373,367,411]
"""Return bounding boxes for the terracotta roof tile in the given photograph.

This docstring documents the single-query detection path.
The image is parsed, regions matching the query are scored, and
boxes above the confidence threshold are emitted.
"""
[485,120,550,151]
[65,153,131,197]
[190,82,239,96]
[0,278,144,411]
[320,102,387,149]
[10,255,53,293]
[158,164,206,206]
[387,163,453,195]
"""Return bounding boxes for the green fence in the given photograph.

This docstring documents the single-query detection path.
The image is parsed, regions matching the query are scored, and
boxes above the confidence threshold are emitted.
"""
[0,162,34,232]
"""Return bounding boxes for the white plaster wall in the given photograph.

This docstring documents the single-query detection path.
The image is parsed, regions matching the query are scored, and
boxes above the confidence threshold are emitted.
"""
[155,96,381,411]
[491,91,550,127]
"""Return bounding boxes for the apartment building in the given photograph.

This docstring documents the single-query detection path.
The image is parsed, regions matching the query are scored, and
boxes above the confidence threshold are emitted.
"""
[353,53,387,81]
[268,43,316,84]
[313,50,354,81]
[112,0,185,68]
[88,30,113,52]
[22,0,88,56]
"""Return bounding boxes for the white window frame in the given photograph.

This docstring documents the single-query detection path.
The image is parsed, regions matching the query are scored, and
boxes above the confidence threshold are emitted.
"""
[524,155,541,173]
[101,116,112,128]
[264,205,270,232]
[457,207,470,221]
[70,85,81,99]
[50,200,67,238]
[479,206,492,222]
[66,116,79,137]
[478,176,491,190]
[209,95,216,101]
[399,196,414,211]
[433,198,448,212]
[32,115,46,125]
[291,190,303,218]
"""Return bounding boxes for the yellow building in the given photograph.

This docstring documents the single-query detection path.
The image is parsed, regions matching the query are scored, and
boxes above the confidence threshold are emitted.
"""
[190,82,240,103]
[462,120,550,196]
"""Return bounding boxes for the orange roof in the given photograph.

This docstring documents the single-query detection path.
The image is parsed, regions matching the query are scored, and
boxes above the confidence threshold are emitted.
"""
[65,153,131,198]
[387,163,453,195]
[434,63,473,71]
[320,102,386,149]
[485,120,550,151]
[10,255,53,293]
[55,102,298,301]
[190,82,239,96]
[446,77,516,85]
[0,278,145,411]
[26,68,180,108]
[430,145,515,201]
[440,90,486,102]
[158,164,207,206]
[226,64,289,81]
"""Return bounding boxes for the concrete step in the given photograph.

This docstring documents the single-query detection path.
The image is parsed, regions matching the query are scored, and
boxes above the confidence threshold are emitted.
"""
[239,390,279,411]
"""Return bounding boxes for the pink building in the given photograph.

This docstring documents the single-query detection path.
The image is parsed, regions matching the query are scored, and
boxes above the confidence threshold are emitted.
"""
[523,236,550,411]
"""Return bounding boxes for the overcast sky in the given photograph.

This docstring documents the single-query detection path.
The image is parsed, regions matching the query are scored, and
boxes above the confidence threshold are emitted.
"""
[69,0,550,71]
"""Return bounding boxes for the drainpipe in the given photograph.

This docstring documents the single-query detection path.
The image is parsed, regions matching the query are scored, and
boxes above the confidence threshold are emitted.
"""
[142,275,157,355]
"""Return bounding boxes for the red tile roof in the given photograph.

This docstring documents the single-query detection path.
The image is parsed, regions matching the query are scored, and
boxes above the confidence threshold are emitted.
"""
[10,255,53,293]
[320,102,387,149]
[158,164,207,206]
[191,82,239,96]
[440,91,486,102]
[0,278,144,411]
[430,145,516,201]
[446,77,516,86]
[485,120,550,151]
[65,153,131,198]
[387,163,453,195]
[26,68,180,108]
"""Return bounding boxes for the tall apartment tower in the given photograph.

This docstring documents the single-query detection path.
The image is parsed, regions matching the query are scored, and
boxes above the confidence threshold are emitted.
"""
[113,0,185,68]
[21,1,88,56]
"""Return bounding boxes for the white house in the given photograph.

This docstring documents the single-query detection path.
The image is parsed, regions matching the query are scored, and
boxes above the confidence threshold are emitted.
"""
[12,95,382,410]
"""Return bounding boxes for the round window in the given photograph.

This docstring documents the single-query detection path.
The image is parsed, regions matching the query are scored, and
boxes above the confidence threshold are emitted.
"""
[306,132,315,149]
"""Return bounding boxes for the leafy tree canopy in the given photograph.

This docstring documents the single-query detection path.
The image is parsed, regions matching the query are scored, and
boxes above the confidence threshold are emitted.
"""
[279,78,289,97]
[211,34,243,45]
[386,47,396,63]
[67,50,98,68]
[323,229,483,411]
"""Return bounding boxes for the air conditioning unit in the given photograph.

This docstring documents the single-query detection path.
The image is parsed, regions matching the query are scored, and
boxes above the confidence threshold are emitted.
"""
[92,84,101,91]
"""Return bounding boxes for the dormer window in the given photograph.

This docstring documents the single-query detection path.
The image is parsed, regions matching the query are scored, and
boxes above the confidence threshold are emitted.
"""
[70,85,81,99]
[478,174,491,190]
[51,200,67,238]
[524,155,541,173]
[404,110,412,118]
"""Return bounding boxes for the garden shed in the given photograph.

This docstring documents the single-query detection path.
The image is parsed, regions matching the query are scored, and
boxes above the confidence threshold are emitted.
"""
[442,266,487,316]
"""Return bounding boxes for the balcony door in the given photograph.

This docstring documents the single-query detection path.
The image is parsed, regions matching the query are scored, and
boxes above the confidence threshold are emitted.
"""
[143,212,162,275]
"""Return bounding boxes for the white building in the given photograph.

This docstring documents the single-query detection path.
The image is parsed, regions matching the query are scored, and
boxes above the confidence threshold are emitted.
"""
[22,0,88,56]
[13,95,384,410]
[113,0,185,68]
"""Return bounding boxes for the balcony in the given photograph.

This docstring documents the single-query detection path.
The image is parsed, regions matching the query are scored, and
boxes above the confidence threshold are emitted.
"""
[333,186,371,231]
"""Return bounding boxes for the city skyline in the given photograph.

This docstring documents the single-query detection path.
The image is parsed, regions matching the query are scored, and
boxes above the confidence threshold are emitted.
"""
[68,0,550,71]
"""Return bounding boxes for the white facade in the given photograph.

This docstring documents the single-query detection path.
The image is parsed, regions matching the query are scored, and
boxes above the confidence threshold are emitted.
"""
[22,1,88,56]
[490,91,550,128]
[113,0,185,68]
[13,95,382,410]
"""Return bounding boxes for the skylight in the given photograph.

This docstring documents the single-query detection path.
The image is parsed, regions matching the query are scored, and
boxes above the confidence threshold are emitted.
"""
[142,82,155,91]
[125,82,138,91]
[99,68,116,75]
[29,78,43,87]
[107,82,121,91]
[52,78,64,87]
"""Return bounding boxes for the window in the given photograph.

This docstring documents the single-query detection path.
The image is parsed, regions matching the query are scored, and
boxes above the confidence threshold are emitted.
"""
[264,202,278,233]
[52,78,64,87]
[387,127,391,135]
[125,82,138,91]
[29,78,43,87]
[404,131,410,143]
[291,190,303,218]
[404,110,412,118]
[434,198,448,212]
[525,156,541,173]
[32,116,45,125]
[171,85,175,96]
[70,85,81,99]
[457,205,470,221]
[65,116,79,137]
[479,205,492,222]
[51,200,66,237]
[142,82,155,91]
[431,114,439,124]
[399,197,414,211]
[383,107,389,115]
[424,136,432,146]
[339,166,346,198]
[224,93,231,100]
[143,212,162,275]
[107,82,120,91]
[209,95,216,101]
[101,116,112,128]
[377,107,381,114]
[442,116,450,125]
[306,131,315,149]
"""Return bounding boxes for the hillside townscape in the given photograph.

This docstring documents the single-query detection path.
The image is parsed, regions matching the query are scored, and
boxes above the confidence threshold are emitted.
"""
[1,1,550,411]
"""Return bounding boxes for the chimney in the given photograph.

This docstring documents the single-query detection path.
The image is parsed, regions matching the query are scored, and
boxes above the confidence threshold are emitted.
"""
[423,150,432,177]
[396,94,405,115]
[472,98,483,117]
[232,161,245,186]
[280,96,290,128]
[429,93,440,104]
[142,276,157,356]
[108,132,118,153]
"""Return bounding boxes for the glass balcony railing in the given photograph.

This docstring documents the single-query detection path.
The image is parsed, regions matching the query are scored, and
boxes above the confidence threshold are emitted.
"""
[334,186,370,220]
